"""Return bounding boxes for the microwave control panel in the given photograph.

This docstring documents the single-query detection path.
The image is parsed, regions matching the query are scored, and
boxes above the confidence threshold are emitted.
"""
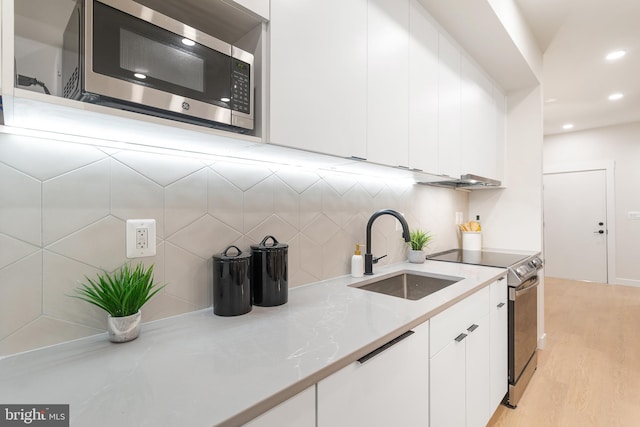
[231,59,251,115]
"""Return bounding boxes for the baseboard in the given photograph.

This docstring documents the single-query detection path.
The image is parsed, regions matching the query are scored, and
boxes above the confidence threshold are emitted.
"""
[537,333,547,350]
[613,278,640,287]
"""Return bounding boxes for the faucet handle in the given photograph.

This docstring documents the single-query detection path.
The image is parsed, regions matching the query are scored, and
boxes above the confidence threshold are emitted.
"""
[373,254,387,264]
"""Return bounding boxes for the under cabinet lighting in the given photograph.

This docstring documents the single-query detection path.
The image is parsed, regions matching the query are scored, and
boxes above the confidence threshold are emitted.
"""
[606,50,627,61]
[134,73,147,79]
[182,38,196,47]
[608,93,624,101]
[562,123,574,130]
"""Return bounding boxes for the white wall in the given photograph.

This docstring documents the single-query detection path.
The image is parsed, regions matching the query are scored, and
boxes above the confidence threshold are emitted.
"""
[545,121,640,286]
[469,85,543,252]
[469,84,545,347]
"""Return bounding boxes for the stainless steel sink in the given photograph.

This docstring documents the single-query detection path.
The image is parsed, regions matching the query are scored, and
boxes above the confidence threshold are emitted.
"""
[352,272,463,300]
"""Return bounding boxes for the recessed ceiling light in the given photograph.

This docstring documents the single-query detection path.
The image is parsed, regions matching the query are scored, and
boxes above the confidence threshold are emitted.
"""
[562,123,574,130]
[606,50,627,61]
[608,93,624,101]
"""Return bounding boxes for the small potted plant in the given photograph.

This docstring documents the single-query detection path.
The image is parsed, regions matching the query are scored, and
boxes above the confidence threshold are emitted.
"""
[71,263,165,343]
[408,229,432,263]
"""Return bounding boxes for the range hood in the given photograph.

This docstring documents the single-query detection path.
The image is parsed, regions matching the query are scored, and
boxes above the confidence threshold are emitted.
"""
[419,174,502,189]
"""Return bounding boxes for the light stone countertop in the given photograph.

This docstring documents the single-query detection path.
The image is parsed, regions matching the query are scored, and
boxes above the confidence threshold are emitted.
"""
[0,260,505,427]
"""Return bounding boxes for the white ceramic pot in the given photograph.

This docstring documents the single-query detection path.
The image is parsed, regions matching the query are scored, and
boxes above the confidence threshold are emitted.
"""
[107,310,141,343]
[408,249,426,264]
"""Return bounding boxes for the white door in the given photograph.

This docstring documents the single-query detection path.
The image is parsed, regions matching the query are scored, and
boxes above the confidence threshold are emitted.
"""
[543,169,608,282]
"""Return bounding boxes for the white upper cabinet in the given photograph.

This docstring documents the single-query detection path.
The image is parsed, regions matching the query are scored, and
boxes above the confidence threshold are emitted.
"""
[461,55,498,179]
[366,0,409,167]
[437,33,462,179]
[269,0,505,181]
[269,0,367,159]
[408,0,439,173]
[494,85,507,183]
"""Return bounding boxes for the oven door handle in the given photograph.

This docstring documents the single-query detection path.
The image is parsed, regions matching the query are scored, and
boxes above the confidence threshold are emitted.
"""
[515,278,539,297]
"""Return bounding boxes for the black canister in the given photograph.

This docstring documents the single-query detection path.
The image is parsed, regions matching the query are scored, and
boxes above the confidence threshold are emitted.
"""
[212,245,252,316]
[251,235,288,307]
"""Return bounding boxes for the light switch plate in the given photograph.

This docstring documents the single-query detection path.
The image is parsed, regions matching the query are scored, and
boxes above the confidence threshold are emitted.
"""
[126,219,156,258]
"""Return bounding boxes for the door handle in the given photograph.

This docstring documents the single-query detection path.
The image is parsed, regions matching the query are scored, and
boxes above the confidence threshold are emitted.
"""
[358,330,414,363]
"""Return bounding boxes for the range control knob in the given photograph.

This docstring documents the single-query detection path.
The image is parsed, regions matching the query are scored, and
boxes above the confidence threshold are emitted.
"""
[529,257,543,268]
[515,265,529,277]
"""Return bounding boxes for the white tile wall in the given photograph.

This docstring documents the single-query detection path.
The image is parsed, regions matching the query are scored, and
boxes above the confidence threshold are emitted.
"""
[0,133,468,355]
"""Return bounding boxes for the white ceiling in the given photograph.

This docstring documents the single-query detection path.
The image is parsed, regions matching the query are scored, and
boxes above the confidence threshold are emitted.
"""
[515,0,640,135]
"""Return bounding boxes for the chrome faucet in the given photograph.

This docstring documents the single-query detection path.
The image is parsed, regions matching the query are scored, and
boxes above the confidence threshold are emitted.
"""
[365,209,411,275]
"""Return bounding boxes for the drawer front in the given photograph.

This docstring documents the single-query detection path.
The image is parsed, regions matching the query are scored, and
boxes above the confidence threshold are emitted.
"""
[430,286,490,357]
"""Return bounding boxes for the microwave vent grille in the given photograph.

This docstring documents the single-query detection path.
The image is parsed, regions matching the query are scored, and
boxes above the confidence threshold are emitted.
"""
[63,67,79,99]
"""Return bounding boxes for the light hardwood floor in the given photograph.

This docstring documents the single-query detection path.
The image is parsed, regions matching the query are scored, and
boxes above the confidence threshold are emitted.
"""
[488,277,640,427]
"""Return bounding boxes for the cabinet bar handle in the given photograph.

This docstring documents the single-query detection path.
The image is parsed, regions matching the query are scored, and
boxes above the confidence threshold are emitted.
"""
[467,324,479,333]
[454,333,467,342]
[497,302,505,308]
[358,330,415,364]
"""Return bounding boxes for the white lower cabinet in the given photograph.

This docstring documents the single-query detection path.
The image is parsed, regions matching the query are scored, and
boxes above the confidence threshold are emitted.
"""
[490,277,509,410]
[249,279,508,427]
[243,386,315,427]
[429,285,492,427]
[317,322,429,427]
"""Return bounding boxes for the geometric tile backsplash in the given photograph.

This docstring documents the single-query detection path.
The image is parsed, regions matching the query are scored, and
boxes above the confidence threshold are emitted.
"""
[0,132,468,356]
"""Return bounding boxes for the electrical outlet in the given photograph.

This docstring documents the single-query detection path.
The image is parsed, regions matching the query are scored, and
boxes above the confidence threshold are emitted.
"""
[455,212,464,225]
[136,228,148,250]
[126,219,156,258]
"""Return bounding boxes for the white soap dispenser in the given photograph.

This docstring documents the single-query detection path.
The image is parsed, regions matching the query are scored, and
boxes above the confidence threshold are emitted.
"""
[351,244,364,277]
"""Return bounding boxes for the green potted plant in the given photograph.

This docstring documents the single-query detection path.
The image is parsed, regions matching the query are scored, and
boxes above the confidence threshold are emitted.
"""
[408,229,432,263]
[71,263,165,343]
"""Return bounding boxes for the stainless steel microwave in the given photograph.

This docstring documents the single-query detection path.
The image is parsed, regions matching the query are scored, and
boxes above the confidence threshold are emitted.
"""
[62,0,254,132]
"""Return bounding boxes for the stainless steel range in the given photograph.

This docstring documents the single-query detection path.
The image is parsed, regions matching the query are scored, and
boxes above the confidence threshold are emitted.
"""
[427,249,544,408]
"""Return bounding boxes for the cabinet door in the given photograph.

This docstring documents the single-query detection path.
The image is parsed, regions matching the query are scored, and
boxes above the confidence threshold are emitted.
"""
[366,0,409,167]
[270,0,367,158]
[244,386,315,427]
[408,0,438,173]
[494,85,507,183]
[465,313,492,427]
[461,55,497,179]
[430,335,466,427]
[437,34,461,178]
[318,322,429,427]
[490,277,508,411]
